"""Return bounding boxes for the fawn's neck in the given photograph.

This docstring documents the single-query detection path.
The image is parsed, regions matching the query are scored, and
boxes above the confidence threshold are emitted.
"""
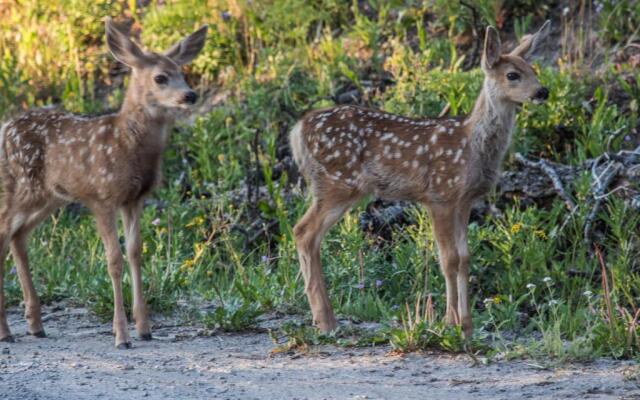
[467,78,517,180]
[116,84,174,149]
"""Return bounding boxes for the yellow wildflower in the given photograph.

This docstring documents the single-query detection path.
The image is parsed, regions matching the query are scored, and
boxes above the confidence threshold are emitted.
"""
[186,215,206,228]
[180,259,195,272]
[193,242,207,262]
[534,229,547,240]
[217,153,225,163]
[511,223,523,234]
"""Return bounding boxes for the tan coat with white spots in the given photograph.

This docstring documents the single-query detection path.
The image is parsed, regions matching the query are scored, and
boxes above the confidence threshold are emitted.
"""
[0,19,208,349]
[293,106,471,203]
[1,110,165,207]
[291,21,551,337]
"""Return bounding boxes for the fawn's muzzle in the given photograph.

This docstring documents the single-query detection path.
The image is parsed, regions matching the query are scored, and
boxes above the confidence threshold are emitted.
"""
[533,87,549,101]
[183,91,198,105]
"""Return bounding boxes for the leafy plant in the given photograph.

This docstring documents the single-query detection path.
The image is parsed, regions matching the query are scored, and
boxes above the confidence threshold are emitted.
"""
[203,297,263,332]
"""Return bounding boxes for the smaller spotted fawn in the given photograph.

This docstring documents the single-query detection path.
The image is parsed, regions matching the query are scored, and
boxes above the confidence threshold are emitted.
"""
[0,19,207,348]
[291,21,551,337]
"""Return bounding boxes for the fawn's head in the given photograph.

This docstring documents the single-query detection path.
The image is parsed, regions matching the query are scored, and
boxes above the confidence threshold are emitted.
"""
[481,21,551,105]
[105,19,208,112]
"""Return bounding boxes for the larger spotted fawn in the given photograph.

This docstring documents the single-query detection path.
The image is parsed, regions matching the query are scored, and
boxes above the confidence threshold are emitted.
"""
[291,21,551,337]
[0,19,207,348]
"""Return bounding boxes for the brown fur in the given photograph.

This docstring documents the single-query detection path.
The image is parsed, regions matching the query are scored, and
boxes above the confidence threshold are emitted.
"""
[291,21,551,336]
[0,19,208,348]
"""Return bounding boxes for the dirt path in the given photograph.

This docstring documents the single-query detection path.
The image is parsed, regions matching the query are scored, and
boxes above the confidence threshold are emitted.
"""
[1,304,639,400]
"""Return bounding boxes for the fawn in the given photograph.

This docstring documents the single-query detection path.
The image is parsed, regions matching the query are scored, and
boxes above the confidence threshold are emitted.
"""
[0,19,207,348]
[291,21,551,337]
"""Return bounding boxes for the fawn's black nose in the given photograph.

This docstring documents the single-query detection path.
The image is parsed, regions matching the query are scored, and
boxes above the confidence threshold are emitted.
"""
[184,91,198,105]
[534,87,549,101]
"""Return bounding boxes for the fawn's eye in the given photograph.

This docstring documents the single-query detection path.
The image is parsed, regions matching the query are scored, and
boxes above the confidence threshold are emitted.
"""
[154,75,168,85]
[506,72,520,81]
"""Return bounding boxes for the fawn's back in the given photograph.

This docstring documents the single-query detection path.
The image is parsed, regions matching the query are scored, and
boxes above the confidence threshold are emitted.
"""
[291,105,474,203]
[0,108,164,208]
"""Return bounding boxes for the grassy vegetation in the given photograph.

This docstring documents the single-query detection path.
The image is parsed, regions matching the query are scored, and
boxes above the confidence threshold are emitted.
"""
[0,1,639,361]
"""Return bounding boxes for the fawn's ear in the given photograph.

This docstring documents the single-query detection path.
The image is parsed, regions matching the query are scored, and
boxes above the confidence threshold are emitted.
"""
[482,26,502,70]
[509,20,551,60]
[105,18,149,68]
[164,25,208,66]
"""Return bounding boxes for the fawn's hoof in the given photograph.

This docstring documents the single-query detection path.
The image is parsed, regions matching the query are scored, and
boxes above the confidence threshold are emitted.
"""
[316,320,338,334]
[0,335,15,343]
[116,341,132,350]
[139,332,152,341]
[462,326,473,339]
[29,330,47,338]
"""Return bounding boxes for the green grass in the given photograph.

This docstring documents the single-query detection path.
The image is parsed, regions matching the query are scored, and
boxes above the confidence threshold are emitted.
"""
[0,0,639,362]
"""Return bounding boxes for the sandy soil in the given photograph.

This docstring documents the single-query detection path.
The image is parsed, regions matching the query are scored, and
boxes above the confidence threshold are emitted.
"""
[1,304,639,400]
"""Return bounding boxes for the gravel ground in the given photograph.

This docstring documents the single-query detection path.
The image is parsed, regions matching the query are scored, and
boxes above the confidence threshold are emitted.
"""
[1,304,639,400]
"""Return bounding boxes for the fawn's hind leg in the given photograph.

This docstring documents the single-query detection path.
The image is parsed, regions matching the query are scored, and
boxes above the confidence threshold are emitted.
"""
[293,191,360,333]
[0,202,23,342]
[0,230,11,342]
[10,202,61,337]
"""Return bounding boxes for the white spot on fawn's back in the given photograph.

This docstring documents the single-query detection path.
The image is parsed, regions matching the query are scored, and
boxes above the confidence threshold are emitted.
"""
[453,149,463,163]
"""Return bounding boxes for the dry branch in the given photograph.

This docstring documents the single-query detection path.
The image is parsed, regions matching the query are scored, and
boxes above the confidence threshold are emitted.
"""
[514,152,577,210]
[583,145,640,247]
